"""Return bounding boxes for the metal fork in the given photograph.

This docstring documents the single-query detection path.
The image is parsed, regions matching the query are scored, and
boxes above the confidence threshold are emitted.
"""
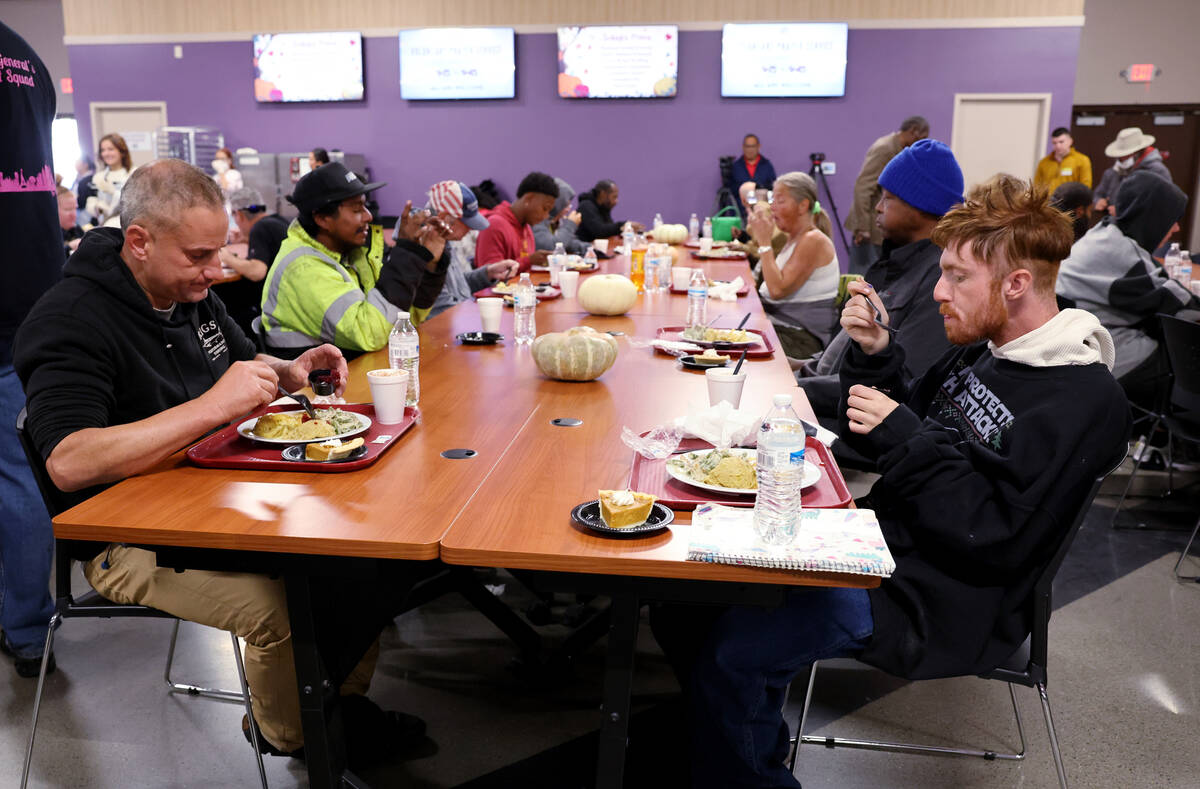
[276,384,318,420]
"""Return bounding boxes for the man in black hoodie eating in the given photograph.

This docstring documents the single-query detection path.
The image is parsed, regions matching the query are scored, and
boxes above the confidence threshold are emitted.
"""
[15,158,424,764]
[575,179,643,242]
[652,176,1131,789]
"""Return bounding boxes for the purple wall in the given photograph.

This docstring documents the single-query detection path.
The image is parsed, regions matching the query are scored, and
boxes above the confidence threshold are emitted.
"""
[69,27,1079,262]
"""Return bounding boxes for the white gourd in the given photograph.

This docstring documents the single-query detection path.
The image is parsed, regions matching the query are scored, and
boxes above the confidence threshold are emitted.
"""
[577,274,638,316]
[531,326,620,382]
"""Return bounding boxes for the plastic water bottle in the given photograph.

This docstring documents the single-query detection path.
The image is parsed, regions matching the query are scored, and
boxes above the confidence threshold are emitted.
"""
[550,241,565,286]
[753,394,807,545]
[653,212,663,230]
[583,245,598,269]
[1178,251,1192,285]
[388,312,420,406]
[689,213,700,241]
[701,216,713,240]
[514,272,537,344]
[1164,242,1182,279]
[654,243,671,292]
[686,268,708,328]
[644,243,659,292]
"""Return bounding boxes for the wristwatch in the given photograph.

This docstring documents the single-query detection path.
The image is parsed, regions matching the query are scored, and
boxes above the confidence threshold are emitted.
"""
[757,245,773,256]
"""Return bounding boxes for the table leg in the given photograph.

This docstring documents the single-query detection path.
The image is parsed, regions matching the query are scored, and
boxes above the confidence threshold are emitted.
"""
[284,572,351,789]
[595,592,640,789]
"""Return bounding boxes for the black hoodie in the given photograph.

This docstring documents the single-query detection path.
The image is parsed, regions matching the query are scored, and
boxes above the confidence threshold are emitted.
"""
[1113,169,1187,253]
[15,227,257,471]
[576,189,624,242]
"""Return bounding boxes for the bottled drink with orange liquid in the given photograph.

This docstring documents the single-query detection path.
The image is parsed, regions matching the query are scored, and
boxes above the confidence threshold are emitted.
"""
[630,234,647,292]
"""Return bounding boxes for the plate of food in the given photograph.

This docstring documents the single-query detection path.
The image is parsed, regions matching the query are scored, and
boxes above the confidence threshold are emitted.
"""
[683,240,730,249]
[237,409,371,445]
[571,491,673,535]
[665,448,820,496]
[531,258,598,273]
[281,438,368,463]
[680,349,731,370]
[679,326,758,347]
[692,248,749,260]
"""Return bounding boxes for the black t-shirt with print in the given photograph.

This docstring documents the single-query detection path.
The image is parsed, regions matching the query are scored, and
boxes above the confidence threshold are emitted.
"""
[1,21,62,359]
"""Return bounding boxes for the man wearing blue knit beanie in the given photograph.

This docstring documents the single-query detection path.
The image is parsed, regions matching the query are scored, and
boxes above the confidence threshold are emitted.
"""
[795,138,964,441]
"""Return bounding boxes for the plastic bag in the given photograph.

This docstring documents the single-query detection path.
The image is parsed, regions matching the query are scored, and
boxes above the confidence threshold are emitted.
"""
[621,424,683,459]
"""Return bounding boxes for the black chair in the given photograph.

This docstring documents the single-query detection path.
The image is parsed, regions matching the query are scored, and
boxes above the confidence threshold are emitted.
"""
[1156,316,1200,581]
[1112,315,1200,528]
[789,458,1123,789]
[15,408,268,789]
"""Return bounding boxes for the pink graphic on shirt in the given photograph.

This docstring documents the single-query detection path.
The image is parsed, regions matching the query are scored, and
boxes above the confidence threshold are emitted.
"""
[0,164,55,193]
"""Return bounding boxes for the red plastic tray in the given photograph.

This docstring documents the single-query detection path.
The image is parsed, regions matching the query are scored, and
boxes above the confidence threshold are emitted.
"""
[669,280,751,296]
[654,326,775,358]
[629,436,852,511]
[186,403,416,473]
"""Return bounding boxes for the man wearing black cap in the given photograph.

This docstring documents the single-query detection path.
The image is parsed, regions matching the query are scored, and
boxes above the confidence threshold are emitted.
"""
[260,162,447,357]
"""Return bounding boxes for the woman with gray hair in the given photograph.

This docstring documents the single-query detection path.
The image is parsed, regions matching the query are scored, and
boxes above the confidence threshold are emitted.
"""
[746,171,840,358]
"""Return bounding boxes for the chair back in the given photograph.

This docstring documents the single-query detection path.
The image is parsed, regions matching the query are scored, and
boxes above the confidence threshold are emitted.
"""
[14,408,74,518]
[1159,314,1200,414]
[1025,453,1126,677]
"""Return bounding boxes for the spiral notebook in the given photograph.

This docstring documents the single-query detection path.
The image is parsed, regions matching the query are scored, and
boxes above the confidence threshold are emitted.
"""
[687,504,895,577]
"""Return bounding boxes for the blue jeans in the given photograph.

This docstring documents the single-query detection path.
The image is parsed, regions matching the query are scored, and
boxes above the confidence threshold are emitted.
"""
[0,359,54,658]
[662,587,873,789]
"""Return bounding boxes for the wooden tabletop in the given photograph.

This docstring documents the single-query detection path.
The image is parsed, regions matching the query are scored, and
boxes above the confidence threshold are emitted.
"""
[53,247,877,590]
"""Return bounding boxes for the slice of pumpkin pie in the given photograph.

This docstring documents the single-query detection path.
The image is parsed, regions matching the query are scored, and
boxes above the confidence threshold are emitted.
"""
[598,490,657,528]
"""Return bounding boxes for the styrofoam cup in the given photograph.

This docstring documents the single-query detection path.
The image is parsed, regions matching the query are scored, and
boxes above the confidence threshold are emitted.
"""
[367,368,409,424]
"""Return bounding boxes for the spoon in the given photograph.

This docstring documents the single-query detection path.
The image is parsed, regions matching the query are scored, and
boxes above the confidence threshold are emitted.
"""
[733,350,748,375]
[276,384,318,420]
[735,312,751,330]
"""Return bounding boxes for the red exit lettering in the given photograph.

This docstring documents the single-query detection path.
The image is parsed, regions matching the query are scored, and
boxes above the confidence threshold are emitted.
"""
[1128,63,1155,82]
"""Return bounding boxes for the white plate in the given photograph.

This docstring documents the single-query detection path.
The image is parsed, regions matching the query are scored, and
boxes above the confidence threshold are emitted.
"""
[665,447,820,496]
[676,332,760,348]
[237,410,371,445]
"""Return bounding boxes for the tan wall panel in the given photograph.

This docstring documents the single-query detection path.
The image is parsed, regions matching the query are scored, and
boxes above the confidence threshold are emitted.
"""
[63,0,1085,38]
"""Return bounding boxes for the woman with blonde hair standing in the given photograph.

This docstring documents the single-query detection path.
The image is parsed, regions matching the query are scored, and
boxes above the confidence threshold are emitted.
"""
[86,133,134,225]
[747,171,840,358]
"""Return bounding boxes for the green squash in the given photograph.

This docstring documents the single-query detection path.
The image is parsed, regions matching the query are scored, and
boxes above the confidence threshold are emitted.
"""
[531,326,619,382]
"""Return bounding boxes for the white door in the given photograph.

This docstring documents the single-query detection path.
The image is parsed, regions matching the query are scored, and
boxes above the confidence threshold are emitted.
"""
[951,93,1052,193]
[89,101,168,168]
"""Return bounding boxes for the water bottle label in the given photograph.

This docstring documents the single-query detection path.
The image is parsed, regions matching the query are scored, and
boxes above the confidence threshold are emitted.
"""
[790,448,806,465]
[688,287,707,297]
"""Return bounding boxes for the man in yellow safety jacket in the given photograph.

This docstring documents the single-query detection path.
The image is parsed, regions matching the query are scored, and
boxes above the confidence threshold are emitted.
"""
[260,162,448,358]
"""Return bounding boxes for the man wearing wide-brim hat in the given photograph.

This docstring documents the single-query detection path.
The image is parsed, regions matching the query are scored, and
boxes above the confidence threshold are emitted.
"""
[1092,126,1173,214]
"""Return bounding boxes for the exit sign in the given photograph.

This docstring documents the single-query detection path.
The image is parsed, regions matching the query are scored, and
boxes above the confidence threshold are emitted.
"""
[1127,63,1156,83]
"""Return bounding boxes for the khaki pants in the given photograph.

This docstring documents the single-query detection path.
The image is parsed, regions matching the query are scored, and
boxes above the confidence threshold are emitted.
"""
[84,545,377,753]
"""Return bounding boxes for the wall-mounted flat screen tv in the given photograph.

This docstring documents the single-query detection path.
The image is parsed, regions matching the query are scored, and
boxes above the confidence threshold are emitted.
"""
[399,27,516,100]
[557,25,678,99]
[254,31,364,103]
[721,23,848,98]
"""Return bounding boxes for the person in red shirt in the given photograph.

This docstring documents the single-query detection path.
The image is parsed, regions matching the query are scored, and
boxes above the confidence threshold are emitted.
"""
[475,172,557,272]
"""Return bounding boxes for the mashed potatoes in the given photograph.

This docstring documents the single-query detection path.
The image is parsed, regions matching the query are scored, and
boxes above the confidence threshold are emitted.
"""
[667,449,758,490]
[706,455,757,489]
[251,412,339,440]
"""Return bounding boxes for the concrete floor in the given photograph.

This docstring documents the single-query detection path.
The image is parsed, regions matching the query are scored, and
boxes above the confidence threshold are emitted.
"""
[2,469,1197,788]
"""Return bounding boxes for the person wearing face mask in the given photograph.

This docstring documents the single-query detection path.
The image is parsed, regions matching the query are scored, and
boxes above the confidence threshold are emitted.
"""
[1057,170,1197,407]
[1092,127,1172,215]
[211,147,243,196]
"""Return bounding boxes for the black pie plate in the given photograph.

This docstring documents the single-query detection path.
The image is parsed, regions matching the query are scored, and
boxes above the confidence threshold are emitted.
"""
[457,332,503,345]
[571,500,674,535]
